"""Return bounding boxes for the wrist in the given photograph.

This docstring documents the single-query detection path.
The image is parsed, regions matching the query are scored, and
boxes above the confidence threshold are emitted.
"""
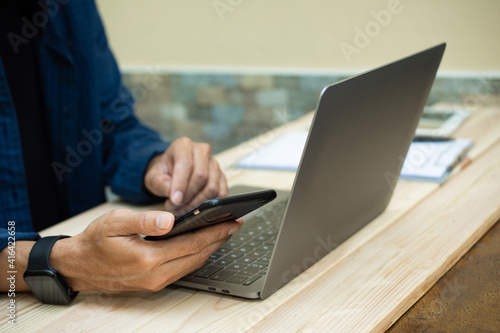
[0,241,35,292]
[23,236,79,304]
[49,236,88,291]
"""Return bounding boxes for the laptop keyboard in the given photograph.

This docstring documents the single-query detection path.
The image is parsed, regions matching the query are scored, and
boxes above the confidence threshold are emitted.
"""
[186,198,288,286]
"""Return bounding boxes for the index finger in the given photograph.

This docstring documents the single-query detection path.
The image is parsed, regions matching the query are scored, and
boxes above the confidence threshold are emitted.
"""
[168,148,195,206]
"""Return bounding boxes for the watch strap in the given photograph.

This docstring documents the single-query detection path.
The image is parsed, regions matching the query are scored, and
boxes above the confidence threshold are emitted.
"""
[26,235,70,271]
[24,235,78,304]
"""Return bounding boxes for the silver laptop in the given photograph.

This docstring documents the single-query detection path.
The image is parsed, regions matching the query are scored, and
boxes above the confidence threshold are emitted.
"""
[175,43,446,299]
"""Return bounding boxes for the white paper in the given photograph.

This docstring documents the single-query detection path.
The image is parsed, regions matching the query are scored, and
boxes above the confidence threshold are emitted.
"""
[236,131,308,171]
[400,139,473,183]
[237,131,473,184]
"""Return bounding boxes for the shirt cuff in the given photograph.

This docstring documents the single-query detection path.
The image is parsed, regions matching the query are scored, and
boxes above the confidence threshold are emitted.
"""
[109,141,170,204]
[0,230,40,251]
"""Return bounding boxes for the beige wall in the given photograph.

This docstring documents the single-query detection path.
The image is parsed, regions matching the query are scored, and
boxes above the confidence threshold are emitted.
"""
[95,0,500,72]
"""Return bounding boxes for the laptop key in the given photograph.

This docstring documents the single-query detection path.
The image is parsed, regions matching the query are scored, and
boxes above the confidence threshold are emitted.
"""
[257,245,273,252]
[249,263,267,270]
[239,269,259,277]
[237,247,251,254]
[227,253,243,260]
[227,276,249,284]
[210,269,237,281]
[194,265,223,278]
[225,240,242,247]
[243,275,262,286]
[256,257,270,264]
[214,258,233,266]
[209,253,223,260]
[256,235,270,242]
[235,235,249,242]
[227,263,247,271]
[240,229,256,237]
[236,257,255,265]
[247,251,266,258]
[216,246,231,253]
[245,240,262,248]
[265,230,277,236]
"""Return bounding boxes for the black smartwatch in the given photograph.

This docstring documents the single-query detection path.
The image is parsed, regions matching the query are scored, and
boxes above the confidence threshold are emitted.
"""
[24,236,79,305]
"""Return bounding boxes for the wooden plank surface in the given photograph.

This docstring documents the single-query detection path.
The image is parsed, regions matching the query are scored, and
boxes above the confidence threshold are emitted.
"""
[1,101,500,332]
[388,218,500,332]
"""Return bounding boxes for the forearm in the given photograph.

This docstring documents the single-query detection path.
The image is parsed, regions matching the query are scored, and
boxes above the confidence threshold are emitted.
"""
[0,241,35,292]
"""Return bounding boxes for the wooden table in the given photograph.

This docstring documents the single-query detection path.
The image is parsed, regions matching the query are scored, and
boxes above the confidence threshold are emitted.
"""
[389,218,500,332]
[2,97,500,332]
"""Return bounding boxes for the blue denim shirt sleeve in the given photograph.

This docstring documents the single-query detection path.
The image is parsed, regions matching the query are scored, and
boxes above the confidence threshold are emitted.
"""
[102,83,170,204]
[0,1,171,248]
[91,17,170,204]
[0,229,40,251]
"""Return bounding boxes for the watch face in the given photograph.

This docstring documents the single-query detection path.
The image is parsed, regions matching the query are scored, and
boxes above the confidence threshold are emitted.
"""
[24,271,73,305]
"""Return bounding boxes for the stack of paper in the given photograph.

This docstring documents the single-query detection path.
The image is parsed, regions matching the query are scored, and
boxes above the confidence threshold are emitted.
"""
[400,139,473,183]
[236,131,473,184]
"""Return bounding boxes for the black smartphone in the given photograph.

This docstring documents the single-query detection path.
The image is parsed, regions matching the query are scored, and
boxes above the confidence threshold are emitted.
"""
[145,189,277,240]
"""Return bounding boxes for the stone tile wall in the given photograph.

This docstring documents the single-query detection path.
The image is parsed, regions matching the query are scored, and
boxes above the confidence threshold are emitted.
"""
[122,72,500,154]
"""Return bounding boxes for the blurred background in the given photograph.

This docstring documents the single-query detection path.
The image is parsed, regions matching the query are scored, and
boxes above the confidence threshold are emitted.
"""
[95,0,500,153]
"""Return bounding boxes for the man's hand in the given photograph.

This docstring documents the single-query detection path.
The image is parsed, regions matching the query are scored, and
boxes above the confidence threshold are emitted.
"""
[49,209,241,292]
[144,137,228,215]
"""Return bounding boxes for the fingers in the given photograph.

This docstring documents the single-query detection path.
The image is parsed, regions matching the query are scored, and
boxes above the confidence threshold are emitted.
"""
[144,137,229,215]
[179,142,212,204]
[100,209,175,237]
[218,171,228,197]
[169,158,223,215]
[144,154,172,198]
[148,221,242,291]
[132,234,232,292]
[165,141,227,214]
[146,168,171,198]
[150,221,241,262]
[152,238,229,290]
[168,140,212,205]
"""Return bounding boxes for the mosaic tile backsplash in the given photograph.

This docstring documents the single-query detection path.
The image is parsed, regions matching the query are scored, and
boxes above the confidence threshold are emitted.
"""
[122,71,500,154]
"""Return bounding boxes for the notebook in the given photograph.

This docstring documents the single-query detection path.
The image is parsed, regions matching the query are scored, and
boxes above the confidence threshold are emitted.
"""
[173,43,446,299]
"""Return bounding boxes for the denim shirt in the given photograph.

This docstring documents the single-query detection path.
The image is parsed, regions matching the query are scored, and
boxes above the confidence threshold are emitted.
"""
[0,0,169,250]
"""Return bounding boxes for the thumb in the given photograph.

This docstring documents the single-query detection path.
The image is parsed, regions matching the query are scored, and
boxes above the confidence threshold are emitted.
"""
[103,209,175,237]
